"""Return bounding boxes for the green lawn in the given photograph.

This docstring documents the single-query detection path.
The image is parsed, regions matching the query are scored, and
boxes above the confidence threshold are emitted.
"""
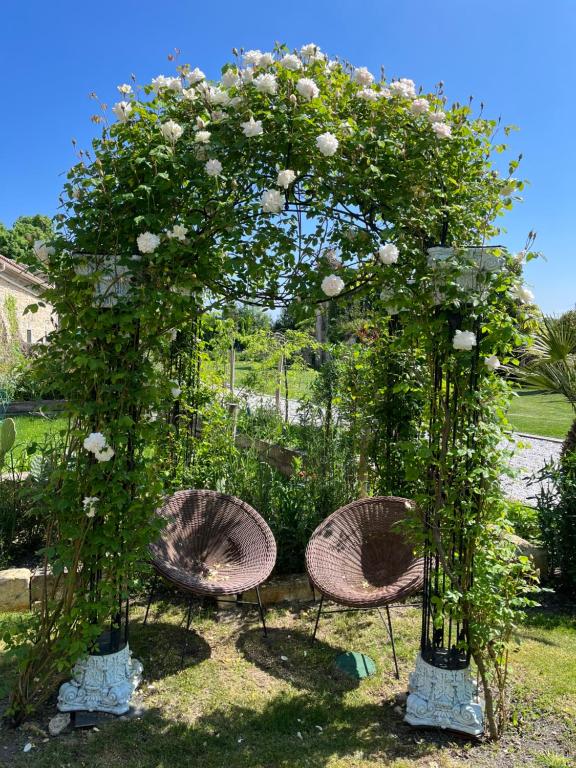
[507,392,574,439]
[3,414,67,467]
[0,601,574,768]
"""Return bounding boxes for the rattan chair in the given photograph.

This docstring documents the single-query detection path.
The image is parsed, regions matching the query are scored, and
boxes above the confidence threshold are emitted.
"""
[305,496,423,677]
[144,489,277,656]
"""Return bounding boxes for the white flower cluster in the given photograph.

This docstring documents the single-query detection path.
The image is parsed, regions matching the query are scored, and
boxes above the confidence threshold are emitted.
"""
[316,132,339,156]
[83,496,99,518]
[280,53,302,71]
[431,122,452,139]
[352,67,374,87]
[296,77,319,101]
[277,169,296,188]
[160,120,183,142]
[300,43,325,63]
[452,330,477,351]
[151,75,182,92]
[511,284,534,303]
[205,158,223,177]
[378,243,399,265]
[261,189,284,213]
[112,101,132,123]
[484,355,501,370]
[254,73,277,95]
[321,274,345,297]
[410,98,429,115]
[195,130,211,144]
[170,381,182,398]
[83,432,115,463]
[117,83,132,94]
[187,67,205,84]
[137,232,161,254]
[389,78,417,99]
[241,117,263,137]
[166,224,188,241]
[243,50,274,68]
[221,68,240,89]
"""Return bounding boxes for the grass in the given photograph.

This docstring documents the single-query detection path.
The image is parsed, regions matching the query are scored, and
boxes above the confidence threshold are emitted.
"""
[506,392,573,440]
[4,414,67,467]
[1,599,574,768]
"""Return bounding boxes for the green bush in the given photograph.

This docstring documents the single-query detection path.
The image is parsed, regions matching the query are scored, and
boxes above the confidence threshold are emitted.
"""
[536,454,576,592]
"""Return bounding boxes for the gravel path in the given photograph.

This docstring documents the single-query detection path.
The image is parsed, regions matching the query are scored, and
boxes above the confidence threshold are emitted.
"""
[242,392,561,507]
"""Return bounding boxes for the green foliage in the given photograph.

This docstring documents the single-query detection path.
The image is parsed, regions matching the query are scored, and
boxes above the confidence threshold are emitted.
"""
[8,43,536,736]
[0,215,53,263]
[536,454,576,593]
[0,418,16,463]
[504,499,540,542]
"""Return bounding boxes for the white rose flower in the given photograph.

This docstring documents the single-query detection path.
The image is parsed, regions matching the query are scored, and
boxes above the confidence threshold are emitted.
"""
[352,67,374,87]
[160,120,183,142]
[207,87,230,106]
[259,52,274,66]
[171,382,182,398]
[254,73,277,95]
[380,87,392,99]
[187,67,205,84]
[33,240,55,261]
[228,96,243,109]
[301,43,321,58]
[484,355,501,371]
[410,98,429,115]
[241,67,254,83]
[205,158,223,177]
[321,274,345,297]
[316,132,339,156]
[277,169,296,188]
[95,446,115,463]
[241,117,263,137]
[195,130,211,144]
[83,497,99,518]
[243,49,263,67]
[378,243,399,265]
[151,75,171,91]
[166,224,188,241]
[117,83,132,94]
[261,189,284,213]
[221,69,240,88]
[389,78,417,99]
[112,101,132,122]
[429,110,446,123]
[511,284,534,303]
[453,330,477,351]
[358,88,380,101]
[280,53,302,71]
[167,77,182,92]
[195,116,208,130]
[432,122,452,139]
[182,87,197,101]
[137,232,161,254]
[83,432,107,454]
[296,77,319,101]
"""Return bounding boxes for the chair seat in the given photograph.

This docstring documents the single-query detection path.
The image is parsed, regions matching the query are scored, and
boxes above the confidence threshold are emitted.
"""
[149,489,277,597]
[306,496,423,608]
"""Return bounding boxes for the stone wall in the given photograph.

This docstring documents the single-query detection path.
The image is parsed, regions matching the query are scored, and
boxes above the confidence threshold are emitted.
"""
[0,276,55,345]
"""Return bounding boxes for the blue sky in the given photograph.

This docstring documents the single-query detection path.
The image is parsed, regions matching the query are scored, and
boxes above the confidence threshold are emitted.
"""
[1,0,574,313]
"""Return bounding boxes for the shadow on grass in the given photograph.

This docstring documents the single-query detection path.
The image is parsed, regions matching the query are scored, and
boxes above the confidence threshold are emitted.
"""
[237,627,368,694]
[129,620,211,680]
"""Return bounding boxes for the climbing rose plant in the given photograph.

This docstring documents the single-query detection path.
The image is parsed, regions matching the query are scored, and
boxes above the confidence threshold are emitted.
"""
[7,42,534,734]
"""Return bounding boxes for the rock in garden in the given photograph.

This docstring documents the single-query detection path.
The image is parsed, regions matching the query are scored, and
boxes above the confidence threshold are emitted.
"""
[48,713,70,736]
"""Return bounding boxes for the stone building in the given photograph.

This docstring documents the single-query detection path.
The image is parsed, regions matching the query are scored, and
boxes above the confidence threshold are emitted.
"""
[0,253,55,346]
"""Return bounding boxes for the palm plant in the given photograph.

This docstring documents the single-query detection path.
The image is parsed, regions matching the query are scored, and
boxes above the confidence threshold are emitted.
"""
[519,314,576,454]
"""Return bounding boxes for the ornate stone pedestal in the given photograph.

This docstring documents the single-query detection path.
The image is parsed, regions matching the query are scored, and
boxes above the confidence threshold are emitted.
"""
[405,654,484,736]
[58,644,143,715]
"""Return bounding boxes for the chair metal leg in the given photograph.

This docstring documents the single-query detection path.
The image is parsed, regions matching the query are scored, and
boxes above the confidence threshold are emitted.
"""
[312,595,324,641]
[181,597,194,664]
[143,575,158,626]
[255,586,268,638]
[378,605,400,679]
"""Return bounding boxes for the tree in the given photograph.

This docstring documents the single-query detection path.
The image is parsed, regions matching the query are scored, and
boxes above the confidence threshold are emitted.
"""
[0,215,53,263]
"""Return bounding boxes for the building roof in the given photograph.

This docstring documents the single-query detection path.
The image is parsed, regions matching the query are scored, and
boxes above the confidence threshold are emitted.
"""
[0,253,49,292]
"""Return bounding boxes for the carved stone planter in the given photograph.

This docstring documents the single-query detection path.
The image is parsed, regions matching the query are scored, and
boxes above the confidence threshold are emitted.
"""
[57,644,142,715]
[405,653,484,736]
